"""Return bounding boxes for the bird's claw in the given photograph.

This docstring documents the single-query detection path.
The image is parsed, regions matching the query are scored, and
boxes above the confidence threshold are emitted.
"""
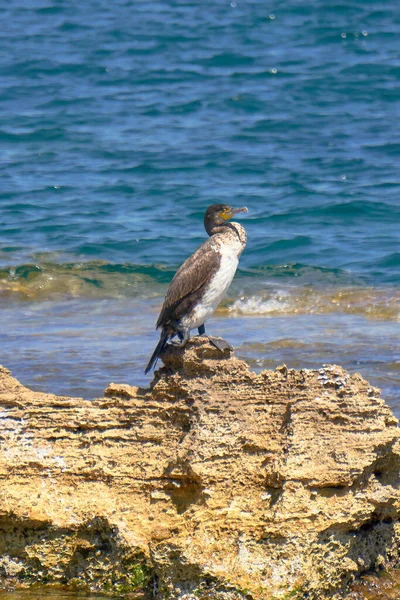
[170,326,190,347]
[171,338,187,347]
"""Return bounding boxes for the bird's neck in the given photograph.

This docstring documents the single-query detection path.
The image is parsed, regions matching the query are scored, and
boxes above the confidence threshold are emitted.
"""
[208,224,226,236]
[208,222,247,247]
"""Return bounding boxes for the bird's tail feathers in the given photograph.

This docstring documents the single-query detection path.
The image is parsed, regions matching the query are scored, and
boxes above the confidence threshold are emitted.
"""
[144,329,169,374]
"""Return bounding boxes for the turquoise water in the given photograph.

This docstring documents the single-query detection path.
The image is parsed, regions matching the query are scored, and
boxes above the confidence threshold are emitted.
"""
[0,1,399,411]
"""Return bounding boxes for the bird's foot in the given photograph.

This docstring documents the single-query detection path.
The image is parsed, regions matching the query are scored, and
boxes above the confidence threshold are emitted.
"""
[171,339,187,347]
[207,336,233,352]
[170,327,190,347]
[197,324,206,336]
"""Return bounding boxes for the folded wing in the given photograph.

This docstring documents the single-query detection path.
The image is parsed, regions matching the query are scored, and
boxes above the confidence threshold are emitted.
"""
[156,240,220,329]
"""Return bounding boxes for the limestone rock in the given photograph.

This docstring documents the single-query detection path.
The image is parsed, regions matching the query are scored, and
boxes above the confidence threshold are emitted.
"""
[0,339,399,599]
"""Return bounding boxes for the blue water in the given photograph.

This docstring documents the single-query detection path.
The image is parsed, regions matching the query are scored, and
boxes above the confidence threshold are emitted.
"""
[0,0,399,410]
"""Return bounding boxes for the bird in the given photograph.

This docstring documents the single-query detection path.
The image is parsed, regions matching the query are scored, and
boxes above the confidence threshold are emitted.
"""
[144,203,248,374]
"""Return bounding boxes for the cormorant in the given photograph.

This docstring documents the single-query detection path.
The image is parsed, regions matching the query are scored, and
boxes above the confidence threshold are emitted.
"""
[145,203,248,374]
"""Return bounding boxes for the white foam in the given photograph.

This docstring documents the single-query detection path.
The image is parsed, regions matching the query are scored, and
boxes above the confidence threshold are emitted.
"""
[229,294,290,315]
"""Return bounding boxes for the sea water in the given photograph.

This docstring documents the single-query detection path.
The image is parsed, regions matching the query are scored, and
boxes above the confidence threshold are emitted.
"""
[1,0,399,413]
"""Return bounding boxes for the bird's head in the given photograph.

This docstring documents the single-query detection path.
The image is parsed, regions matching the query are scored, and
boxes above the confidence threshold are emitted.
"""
[204,203,248,235]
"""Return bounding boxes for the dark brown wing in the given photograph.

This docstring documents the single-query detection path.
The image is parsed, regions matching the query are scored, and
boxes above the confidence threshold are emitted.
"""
[156,238,221,329]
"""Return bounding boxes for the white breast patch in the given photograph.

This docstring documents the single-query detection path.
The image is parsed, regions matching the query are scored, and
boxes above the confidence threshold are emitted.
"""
[181,242,240,331]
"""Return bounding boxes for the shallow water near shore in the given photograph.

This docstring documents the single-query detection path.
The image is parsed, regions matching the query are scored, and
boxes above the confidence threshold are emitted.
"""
[1,279,399,415]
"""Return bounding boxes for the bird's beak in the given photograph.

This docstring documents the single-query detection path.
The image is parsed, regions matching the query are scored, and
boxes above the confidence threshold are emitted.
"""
[220,206,248,221]
[231,206,248,216]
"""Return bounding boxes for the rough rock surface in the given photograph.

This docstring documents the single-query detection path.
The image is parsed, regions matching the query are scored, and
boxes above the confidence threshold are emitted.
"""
[0,338,399,599]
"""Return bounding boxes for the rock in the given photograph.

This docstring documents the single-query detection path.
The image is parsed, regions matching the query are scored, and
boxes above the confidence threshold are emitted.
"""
[0,339,399,599]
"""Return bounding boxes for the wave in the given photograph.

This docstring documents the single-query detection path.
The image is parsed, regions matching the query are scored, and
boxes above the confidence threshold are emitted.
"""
[0,260,398,321]
[0,261,174,301]
[229,287,400,321]
[0,259,354,294]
